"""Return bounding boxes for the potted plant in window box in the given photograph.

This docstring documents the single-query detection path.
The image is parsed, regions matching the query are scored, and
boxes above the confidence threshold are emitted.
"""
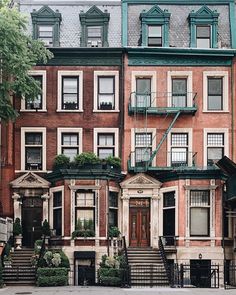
[105,156,121,171]
[74,152,101,169]
[100,102,113,110]
[72,219,95,239]
[52,154,70,171]
[13,218,23,249]
[63,102,78,110]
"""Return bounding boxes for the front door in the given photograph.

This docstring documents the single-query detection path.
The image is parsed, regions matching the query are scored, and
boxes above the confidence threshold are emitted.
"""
[22,197,43,247]
[129,198,150,247]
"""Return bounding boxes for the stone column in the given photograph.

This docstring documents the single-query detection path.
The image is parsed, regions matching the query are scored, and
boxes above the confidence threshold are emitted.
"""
[121,191,130,246]
[12,192,22,220]
[151,192,160,249]
[41,192,50,222]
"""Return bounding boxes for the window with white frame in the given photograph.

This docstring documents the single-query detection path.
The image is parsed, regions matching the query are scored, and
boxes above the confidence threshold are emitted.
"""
[196,25,211,48]
[190,190,210,236]
[21,128,46,171]
[57,71,83,112]
[163,191,175,237]
[170,133,188,167]
[148,25,162,47]
[135,133,152,165]
[172,78,187,107]
[57,128,82,161]
[136,77,151,107]
[94,71,119,112]
[38,25,53,46]
[203,71,228,112]
[87,26,102,47]
[109,191,118,228]
[207,133,224,165]
[75,190,95,233]
[53,190,62,236]
[21,71,47,111]
[97,133,115,159]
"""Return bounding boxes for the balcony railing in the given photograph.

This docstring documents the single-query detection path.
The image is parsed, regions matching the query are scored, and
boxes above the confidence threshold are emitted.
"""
[160,236,177,248]
[128,91,197,114]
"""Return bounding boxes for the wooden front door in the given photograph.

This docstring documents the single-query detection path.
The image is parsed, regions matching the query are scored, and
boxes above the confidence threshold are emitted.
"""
[22,197,43,247]
[129,199,150,247]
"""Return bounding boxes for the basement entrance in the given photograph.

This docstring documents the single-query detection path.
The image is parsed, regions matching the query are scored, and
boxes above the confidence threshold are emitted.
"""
[129,198,150,247]
[22,197,43,247]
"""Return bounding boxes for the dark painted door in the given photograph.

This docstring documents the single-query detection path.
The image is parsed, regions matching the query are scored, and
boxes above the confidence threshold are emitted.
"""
[129,199,150,247]
[22,197,43,247]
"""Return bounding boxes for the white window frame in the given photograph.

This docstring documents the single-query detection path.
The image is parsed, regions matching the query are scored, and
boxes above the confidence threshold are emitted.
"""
[93,71,119,112]
[49,186,64,237]
[167,71,193,107]
[203,128,229,167]
[57,71,83,112]
[21,70,47,112]
[20,127,47,172]
[203,71,229,112]
[93,128,119,158]
[131,71,157,107]
[159,186,178,237]
[131,128,156,167]
[167,128,193,167]
[57,128,83,158]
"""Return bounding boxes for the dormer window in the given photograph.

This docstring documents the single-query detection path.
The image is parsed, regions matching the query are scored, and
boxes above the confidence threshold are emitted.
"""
[31,6,62,47]
[140,5,170,47]
[189,6,219,48]
[80,6,110,47]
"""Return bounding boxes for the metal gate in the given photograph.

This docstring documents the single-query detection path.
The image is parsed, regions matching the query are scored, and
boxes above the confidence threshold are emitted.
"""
[225,262,236,289]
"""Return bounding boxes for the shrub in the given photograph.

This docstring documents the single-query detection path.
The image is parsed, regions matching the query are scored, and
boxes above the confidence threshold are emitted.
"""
[13,218,22,236]
[99,276,121,286]
[37,250,70,269]
[36,275,68,287]
[105,156,121,168]
[34,239,43,254]
[74,152,101,166]
[53,154,70,170]
[37,267,68,277]
[108,226,120,238]
[0,263,4,288]
[42,219,51,236]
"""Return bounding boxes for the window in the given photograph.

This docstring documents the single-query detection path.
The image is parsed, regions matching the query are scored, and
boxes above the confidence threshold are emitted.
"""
[31,6,62,47]
[62,77,79,110]
[75,191,95,232]
[94,71,119,112]
[109,192,118,227]
[207,133,224,165]
[148,26,162,47]
[207,78,222,111]
[26,76,42,110]
[163,191,175,237]
[25,133,43,170]
[136,78,151,107]
[53,191,62,236]
[172,78,187,107]
[97,133,114,159]
[190,190,210,236]
[170,133,188,167]
[21,127,46,171]
[98,77,115,110]
[140,5,170,47]
[57,128,82,160]
[135,133,152,165]
[57,71,83,112]
[189,6,219,48]
[87,26,102,47]
[80,6,110,47]
[196,25,211,48]
[203,71,228,112]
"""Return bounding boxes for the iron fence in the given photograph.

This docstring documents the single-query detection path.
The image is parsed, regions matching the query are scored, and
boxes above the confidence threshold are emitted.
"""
[225,262,236,289]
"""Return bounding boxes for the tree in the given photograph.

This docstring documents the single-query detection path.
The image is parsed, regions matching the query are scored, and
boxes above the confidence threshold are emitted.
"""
[0,0,53,121]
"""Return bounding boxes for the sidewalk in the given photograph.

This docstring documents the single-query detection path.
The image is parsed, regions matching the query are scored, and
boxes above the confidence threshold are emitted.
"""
[0,286,236,295]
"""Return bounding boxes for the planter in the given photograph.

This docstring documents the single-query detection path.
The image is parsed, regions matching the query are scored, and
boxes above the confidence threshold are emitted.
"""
[15,235,22,249]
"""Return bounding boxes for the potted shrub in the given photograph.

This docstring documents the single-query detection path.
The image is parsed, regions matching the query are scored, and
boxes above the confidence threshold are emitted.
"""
[42,219,51,246]
[13,218,22,249]
[74,152,101,168]
[100,102,113,110]
[105,156,121,169]
[108,226,121,238]
[53,154,70,170]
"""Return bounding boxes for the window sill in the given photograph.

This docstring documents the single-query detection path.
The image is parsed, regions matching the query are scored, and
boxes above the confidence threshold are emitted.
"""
[188,237,211,240]
[20,109,47,112]
[202,110,229,113]
[15,170,48,173]
[56,109,84,113]
[93,109,120,113]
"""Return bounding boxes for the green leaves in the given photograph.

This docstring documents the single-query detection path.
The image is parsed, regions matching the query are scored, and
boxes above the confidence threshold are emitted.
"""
[0,3,52,121]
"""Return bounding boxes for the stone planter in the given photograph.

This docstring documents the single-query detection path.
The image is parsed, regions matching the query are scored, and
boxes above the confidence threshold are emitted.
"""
[15,235,22,249]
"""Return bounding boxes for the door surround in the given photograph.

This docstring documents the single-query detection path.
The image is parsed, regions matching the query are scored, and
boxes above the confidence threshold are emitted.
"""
[120,173,162,248]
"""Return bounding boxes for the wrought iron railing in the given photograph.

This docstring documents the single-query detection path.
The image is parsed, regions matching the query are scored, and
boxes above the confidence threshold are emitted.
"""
[160,236,177,248]
[158,237,171,285]
[122,236,130,287]
[37,235,46,268]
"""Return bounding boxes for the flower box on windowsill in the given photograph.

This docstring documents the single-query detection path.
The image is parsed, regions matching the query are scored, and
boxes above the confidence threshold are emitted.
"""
[99,102,113,110]
[63,102,78,110]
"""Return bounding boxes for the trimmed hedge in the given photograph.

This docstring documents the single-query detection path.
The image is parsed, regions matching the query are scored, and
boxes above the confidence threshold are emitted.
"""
[36,267,68,287]
[98,268,124,286]
[99,276,122,286]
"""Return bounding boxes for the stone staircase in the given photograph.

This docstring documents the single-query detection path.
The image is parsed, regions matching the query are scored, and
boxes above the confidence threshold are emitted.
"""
[127,248,170,287]
[3,248,36,285]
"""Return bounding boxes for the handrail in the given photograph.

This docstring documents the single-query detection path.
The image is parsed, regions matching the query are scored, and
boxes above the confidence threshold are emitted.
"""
[122,236,130,287]
[159,237,171,285]
[37,235,46,268]
[122,236,129,267]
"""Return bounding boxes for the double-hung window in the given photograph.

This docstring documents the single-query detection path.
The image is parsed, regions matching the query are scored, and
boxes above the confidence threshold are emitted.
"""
[136,78,151,108]
[53,191,62,236]
[62,77,79,110]
[207,133,224,165]
[97,133,115,159]
[163,191,175,238]
[61,133,79,161]
[148,26,162,47]
[172,78,187,107]
[26,76,43,110]
[75,191,95,233]
[87,26,102,47]
[196,25,211,48]
[135,133,152,165]
[207,78,223,111]
[171,133,188,167]
[98,76,115,110]
[190,190,210,236]
[25,133,43,170]
[38,25,53,46]
[109,192,118,228]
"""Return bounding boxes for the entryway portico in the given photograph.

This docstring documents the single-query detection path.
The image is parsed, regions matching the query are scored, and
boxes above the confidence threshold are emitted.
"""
[120,173,162,248]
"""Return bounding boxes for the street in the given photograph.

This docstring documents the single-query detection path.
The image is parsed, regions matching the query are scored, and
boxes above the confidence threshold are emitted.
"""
[0,286,236,295]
